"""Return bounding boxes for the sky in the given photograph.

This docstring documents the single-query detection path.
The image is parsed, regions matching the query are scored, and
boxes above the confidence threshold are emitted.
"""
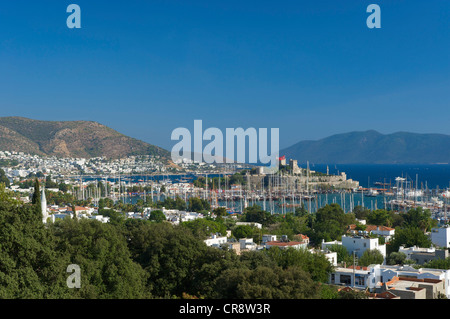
[0,1,449,150]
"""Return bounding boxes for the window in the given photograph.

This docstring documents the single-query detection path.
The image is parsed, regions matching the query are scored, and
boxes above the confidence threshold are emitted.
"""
[340,275,352,285]
[355,275,365,286]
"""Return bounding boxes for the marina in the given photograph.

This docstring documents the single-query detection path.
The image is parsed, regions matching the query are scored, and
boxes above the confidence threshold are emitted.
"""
[64,166,450,224]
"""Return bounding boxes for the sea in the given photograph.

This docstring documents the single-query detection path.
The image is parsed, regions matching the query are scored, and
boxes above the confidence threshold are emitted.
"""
[309,163,450,190]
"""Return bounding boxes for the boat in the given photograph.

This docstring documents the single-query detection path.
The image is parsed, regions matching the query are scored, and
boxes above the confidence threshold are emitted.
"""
[365,189,378,197]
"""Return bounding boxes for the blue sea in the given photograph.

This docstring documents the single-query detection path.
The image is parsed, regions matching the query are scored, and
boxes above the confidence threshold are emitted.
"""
[307,164,450,190]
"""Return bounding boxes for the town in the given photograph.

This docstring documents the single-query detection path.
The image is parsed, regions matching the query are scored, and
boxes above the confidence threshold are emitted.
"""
[2,151,450,299]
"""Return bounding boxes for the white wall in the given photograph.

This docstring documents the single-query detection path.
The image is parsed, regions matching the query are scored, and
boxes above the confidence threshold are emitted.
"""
[431,227,450,248]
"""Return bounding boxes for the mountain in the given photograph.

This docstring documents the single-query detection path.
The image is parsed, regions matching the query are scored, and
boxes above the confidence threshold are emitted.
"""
[280,130,450,164]
[0,117,169,159]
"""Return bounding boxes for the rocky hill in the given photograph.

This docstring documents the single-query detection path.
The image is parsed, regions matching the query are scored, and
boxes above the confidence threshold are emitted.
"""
[281,130,450,164]
[0,117,169,159]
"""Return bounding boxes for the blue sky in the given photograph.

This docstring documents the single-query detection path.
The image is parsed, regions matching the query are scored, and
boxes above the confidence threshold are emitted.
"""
[0,1,449,150]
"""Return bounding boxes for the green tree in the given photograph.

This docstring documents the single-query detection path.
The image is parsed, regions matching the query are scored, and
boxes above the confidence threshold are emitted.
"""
[367,209,391,227]
[353,205,371,220]
[0,169,10,187]
[403,207,437,232]
[182,218,227,240]
[243,205,275,227]
[328,244,352,265]
[123,220,217,297]
[387,227,432,255]
[358,249,384,267]
[213,266,321,299]
[188,197,210,212]
[213,207,227,218]
[309,204,355,244]
[50,218,148,298]
[422,257,450,270]
[265,247,333,283]
[0,187,68,298]
[386,252,407,265]
[149,210,166,223]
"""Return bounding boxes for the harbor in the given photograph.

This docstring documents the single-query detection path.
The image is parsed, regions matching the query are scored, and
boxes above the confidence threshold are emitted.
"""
[62,166,450,224]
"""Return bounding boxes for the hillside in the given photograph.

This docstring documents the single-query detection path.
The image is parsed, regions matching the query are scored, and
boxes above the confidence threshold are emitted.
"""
[0,117,169,159]
[280,130,450,164]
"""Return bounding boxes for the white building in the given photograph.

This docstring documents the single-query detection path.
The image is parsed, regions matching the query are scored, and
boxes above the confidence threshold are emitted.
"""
[398,245,436,260]
[431,225,450,248]
[321,239,342,251]
[265,240,307,250]
[239,238,257,251]
[330,265,371,288]
[236,222,262,229]
[366,225,395,242]
[262,235,277,244]
[330,264,450,298]
[367,264,450,298]
[204,234,228,247]
[311,249,338,267]
[341,235,386,263]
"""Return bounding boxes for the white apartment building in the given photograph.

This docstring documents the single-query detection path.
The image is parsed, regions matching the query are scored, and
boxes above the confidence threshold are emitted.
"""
[341,235,387,263]
[431,225,450,248]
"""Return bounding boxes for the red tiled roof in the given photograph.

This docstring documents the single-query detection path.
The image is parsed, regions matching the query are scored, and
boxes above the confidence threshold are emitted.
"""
[266,241,304,247]
[366,225,395,232]
[347,265,369,271]
[348,224,394,232]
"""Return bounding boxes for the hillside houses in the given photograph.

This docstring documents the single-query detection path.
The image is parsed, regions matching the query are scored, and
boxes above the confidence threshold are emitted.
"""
[329,264,450,299]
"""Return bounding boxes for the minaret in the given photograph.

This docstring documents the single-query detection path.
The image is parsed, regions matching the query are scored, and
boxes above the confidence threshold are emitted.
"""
[41,186,48,223]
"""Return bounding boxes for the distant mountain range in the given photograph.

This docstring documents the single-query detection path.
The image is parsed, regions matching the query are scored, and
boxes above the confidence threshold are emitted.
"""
[0,117,169,159]
[281,130,450,164]
[2,118,450,165]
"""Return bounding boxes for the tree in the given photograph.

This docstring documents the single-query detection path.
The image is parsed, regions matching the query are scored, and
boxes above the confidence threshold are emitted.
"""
[367,209,391,227]
[294,204,308,217]
[0,187,68,298]
[212,265,321,299]
[387,227,432,255]
[213,207,227,218]
[265,247,333,283]
[386,252,407,265]
[403,207,437,232]
[243,205,275,227]
[50,218,148,298]
[188,197,210,213]
[31,178,42,218]
[358,249,384,267]
[123,220,216,297]
[328,244,352,265]
[308,204,355,244]
[32,178,41,206]
[0,169,10,187]
[422,257,450,270]
[353,205,371,220]
[232,224,261,243]
[149,210,166,223]
[182,218,227,240]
